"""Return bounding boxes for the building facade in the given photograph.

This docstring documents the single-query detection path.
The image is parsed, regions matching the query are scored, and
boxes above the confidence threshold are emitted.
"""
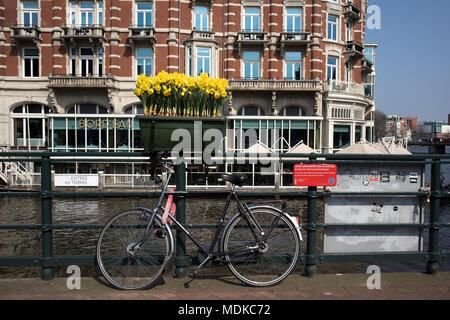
[0,0,377,187]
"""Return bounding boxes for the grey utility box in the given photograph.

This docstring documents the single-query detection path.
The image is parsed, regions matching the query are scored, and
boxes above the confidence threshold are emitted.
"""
[323,164,425,253]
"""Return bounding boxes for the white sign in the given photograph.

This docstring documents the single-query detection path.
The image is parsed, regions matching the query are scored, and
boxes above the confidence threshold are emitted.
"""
[54,174,99,187]
[442,125,450,134]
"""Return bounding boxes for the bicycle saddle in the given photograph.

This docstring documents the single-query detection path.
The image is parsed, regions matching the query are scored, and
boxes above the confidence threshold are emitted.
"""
[220,173,248,187]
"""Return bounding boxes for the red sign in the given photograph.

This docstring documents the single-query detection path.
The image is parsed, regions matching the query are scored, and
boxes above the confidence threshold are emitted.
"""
[293,164,337,187]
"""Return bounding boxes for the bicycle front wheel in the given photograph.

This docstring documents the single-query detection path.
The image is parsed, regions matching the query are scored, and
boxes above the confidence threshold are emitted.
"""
[96,209,172,290]
[222,208,300,287]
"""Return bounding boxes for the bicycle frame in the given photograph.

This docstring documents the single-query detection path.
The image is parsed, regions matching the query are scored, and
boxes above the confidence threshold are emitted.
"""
[134,166,271,260]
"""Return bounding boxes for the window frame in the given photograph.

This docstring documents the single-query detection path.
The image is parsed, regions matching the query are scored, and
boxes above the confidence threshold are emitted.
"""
[21,1,39,27]
[136,2,153,27]
[285,7,302,32]
[327,14,339,41]
[194,5,209,31]
[243,7,261,32]
[243,51,260,80]
[136,47,153,77]
[285,51,302,80]
[23,47,39,78]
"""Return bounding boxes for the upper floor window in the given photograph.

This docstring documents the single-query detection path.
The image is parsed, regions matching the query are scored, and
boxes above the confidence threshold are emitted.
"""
[21,1,39,27]
[327,56,338,80]
[345,21,352,41]
[69,1,103,26]
[23,48,39,77]
[285,51,302,80]
[243,51,260,79]
[327,15,338,41]
[137,48,153,76]
[196,47,211,76]
[365,47,374,64]
[285,8,302,32]
[70,47,103,76]
[195,6,209,31]
[137,2,153,27]
[243,8,260,32]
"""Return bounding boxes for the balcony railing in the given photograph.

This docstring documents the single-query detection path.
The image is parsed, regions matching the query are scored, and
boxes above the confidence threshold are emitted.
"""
[10,25,41,43]
[344,40,364,59]
[361,57,374,73]
[188,29,217,43]
[127,25,156,44]
[60,25,105,43]
[48,74,116,89]
[229,79,321,91]
[325,80,365,96]
[344,2,361,21]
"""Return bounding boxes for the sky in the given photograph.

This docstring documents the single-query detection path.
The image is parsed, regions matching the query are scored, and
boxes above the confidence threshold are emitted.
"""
[366,0,450,122]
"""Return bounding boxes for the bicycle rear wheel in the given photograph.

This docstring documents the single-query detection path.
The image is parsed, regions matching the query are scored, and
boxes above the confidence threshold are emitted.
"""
[96,209,172,290]
[222,208,300,287]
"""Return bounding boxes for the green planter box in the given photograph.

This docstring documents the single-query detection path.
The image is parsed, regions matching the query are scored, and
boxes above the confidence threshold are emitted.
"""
[137,115,227,152]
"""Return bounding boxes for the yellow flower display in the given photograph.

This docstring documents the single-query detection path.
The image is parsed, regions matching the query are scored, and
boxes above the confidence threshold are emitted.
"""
[134,71,229,117]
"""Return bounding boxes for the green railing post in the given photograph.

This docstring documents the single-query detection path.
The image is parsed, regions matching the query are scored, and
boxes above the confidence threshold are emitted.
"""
[175,163,188,278]
[427,158,441,275]
[305,186,318,278]
[40,152,54,280]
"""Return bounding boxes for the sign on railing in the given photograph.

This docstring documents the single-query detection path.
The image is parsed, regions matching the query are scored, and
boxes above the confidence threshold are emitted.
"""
[293,164,337,187]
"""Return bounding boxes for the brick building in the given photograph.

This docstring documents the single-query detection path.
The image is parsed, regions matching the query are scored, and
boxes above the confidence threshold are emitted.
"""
[0,0,377,187]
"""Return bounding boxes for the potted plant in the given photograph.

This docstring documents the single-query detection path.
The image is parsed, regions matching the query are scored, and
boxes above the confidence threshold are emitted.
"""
[134,71,228,152]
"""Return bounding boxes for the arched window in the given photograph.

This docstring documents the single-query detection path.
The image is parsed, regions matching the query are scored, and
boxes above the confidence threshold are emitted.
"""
[237,106,265,116]
[280,107,306,116]
[124,104,144,115]
[67,104,109,114]
[11,103,52,148]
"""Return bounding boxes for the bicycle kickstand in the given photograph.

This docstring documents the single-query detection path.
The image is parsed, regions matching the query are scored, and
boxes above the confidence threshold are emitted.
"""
[184,254,213,289]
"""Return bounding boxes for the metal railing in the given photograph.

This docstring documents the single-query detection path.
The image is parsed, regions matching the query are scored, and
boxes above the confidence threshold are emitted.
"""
[0,151,449,281]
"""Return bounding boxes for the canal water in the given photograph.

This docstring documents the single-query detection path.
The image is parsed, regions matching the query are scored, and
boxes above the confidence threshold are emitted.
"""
[0,146,448,278]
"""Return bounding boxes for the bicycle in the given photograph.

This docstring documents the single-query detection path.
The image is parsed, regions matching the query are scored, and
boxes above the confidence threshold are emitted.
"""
[96,163,302,290]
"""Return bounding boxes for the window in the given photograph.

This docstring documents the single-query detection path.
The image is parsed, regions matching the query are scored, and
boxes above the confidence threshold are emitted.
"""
[137,2,153,27]
[243,51,260,79]
[345,22,352,41]
[345,61,351,82]
[124,104,144,115]
[195,6,209,31]
[11,104,51,147]
[196,47,211,76]
[285,51,302,80]
[69,1,103,26]
[137,48,153,76]
[23,48,39,77]
[98,47,103,76]
[285,8,302,32]
[243,8,260,32]
[237,106,265,116]
[365,47,374,64]
[67,104,108,114]
[327,15,338,41]
[22,1,39,27]
[80,47,94,76]
[327,56,338,80]
[186,47,192,76]
[281,107,306,116]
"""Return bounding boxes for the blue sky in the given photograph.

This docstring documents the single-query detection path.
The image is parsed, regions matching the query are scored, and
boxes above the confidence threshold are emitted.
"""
[366,0,450,122]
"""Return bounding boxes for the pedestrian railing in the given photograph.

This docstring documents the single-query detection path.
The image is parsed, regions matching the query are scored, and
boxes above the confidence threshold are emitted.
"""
[0,151,449,280]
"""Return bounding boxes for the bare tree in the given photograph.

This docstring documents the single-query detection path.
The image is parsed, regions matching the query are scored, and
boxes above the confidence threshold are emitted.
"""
[374,110,388,141]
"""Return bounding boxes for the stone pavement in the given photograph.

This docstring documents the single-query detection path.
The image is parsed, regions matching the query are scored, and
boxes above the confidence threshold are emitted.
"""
[0,270,449,300]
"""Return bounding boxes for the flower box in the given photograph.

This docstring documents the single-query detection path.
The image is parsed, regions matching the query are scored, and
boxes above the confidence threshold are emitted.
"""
[137,115,226,152]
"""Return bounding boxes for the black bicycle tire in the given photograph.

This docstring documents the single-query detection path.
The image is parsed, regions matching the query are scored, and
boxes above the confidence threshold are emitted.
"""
[222,208,300,287]
[96,209,172,290]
